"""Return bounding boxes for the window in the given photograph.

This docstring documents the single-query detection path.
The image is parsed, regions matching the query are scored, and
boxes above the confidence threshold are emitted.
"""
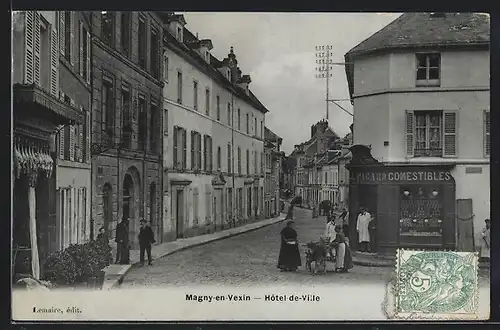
[261,152,264,174]
[203,135,213,172]
[246,149,250,174]
[205,88,210,115]
[416,53,440,86]
[121,87,131,148]
[246,113,249,134]
[80,24,90,83]
[64,11,72,62]
[101,77,114,136]
[324,172,327,184]
[138,16,146,69]
[39,19,50,91]
[484,110,490,157]
[260,121,263,138]
[137,96,146,151]
[163,54,169,82]
[163,109,169,135]
[254,118,258,136]
[254,150,258,174]
[150,28,159,78]
[177,71,183,104]
[216,95,220,120]
[177,26,182,40]
[193,81,198,110]
[237,147,241,174]
[227,103,231,126]
[414,111,442,157]
[193,188,199,226]
[101,11,114,47]
[217,146,222,171]
[173,126,187,169]
[190,131,202,170]
[121,12,131,56]
[227,143,232,173]
[237,108,241,130]
[406,110,457,158]
[150,101,158,153]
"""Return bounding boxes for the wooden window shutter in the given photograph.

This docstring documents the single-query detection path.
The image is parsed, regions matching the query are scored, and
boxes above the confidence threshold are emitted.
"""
[33,12,41,85]
[443,110,458,157]
[172,126,178,168]
[69,125,75,161]
[85,110,91,163]
[50,23,59,97]
[59,12,65,56]
[182,128,187,169]
[197,134,201,170]
[203,135,207,171]
[405,110,415,158]
[484,110,490,157]
[24,11,35,84]
[70,12,76,65]
[59,125,65,159]
[209,137,213,172]
[79,21,84,77]
[191,131,195,169]
[86,31,91,84]
[79,106,84,162]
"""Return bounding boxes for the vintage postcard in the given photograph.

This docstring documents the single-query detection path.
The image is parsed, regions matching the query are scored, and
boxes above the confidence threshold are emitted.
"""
[11,11,490,321]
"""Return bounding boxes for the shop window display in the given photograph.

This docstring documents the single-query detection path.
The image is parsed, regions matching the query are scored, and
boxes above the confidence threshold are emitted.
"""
[399,185,443,237]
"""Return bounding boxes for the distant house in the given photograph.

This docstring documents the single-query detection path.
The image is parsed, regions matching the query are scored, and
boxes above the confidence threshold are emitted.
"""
[344,12,490,254]
[264,126,283,217]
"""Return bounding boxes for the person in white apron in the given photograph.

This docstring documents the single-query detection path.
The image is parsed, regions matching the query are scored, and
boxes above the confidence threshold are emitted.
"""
[356,207,371,252]
[324,216,337,259]
[480,219,490,261]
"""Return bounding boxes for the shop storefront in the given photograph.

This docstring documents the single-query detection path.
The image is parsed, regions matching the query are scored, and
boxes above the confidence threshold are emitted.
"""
[347,145,456,255]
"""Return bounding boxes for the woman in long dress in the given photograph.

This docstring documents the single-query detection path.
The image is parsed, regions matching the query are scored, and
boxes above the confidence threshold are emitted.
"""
[330,225,353,272]
[480,219,490,261]
[285,203,294,220]
[277,221,302,271]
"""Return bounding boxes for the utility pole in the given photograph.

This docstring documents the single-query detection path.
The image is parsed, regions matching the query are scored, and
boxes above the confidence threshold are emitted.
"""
[315,45,333,122]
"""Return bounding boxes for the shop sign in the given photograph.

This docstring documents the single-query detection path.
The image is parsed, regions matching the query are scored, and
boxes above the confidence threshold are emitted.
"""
[353,169,453,184]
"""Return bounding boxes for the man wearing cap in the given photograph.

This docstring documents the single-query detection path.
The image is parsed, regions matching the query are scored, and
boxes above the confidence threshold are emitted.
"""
[138,219,155,266]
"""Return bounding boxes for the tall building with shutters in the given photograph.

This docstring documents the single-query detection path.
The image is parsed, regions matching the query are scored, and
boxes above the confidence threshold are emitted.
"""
[55,11,92,251]
[12,11,84,279]
[160,13,268,241]
[344,13,490,254]
[90,12,164,250]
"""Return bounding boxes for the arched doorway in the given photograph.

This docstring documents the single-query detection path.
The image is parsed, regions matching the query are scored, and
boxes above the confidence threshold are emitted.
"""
[102,183,113,237]
[122,174,134,222]
[122,166,142,248]
[149,182,159,243]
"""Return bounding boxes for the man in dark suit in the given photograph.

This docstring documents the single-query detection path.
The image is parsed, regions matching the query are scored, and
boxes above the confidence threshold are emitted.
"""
[115,218,130,264]
[138,219,155,266]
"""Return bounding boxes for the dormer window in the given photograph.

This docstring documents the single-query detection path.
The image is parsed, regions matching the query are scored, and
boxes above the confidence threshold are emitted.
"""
[206,51,210,61]
[177,26,183,42]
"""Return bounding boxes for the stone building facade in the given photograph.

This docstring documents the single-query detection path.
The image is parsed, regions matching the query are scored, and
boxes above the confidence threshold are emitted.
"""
[264,127,282,218]
[160,14,268,241]
[91,11,164,249]
[12,11,84,279]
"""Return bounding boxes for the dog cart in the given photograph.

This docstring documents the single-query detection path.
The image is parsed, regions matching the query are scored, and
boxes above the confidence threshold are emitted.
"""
[302,238,336,275]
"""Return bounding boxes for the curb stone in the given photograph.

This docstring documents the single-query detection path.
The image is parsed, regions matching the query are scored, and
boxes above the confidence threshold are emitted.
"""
[104,213,288,290]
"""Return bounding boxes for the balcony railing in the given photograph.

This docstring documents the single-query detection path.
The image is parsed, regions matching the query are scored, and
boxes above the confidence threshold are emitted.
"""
[414,148,442,157]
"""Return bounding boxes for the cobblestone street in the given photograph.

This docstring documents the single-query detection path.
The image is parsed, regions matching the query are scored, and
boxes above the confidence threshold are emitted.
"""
[121,208,394,287]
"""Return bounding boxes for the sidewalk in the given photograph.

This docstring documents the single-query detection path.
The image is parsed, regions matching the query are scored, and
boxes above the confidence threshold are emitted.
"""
[102,213,288,290]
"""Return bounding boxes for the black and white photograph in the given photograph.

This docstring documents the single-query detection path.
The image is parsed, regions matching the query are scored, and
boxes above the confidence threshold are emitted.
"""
[11,11,491,321]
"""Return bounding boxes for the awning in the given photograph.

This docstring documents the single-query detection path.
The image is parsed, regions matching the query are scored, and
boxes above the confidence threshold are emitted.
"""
[13,142,53,179]
[13,83,84,125]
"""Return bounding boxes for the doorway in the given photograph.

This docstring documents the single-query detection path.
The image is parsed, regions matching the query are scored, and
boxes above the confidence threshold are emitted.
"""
[213,189,222,231]
[123,174,134,243]
[176,189,184,238]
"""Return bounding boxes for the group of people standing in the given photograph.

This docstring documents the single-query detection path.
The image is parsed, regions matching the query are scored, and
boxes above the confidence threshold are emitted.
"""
[97,218,156,267]
[277,202,353,273]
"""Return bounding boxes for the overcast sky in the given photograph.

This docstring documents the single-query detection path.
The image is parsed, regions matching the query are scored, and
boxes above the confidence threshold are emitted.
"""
[182,12,402,154]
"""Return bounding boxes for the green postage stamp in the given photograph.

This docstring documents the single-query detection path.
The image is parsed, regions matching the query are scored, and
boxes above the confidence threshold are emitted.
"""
[394,249,479,319]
